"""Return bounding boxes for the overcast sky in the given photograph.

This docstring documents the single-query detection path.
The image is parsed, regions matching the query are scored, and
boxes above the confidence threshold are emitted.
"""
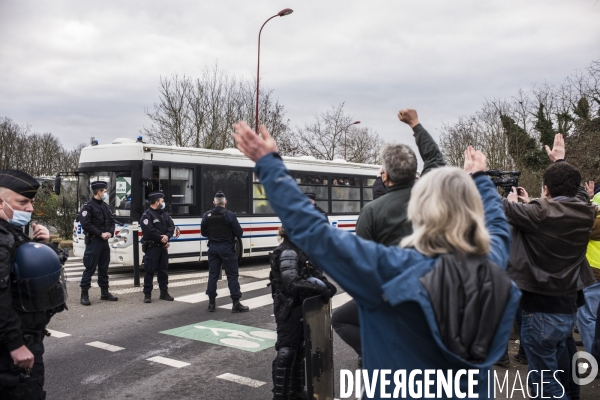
[1,0,599,153]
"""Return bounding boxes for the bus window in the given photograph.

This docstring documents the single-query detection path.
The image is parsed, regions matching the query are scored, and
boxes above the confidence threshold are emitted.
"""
[203,169,249,215]
[78,171,132,220]
[253,174,274,214]
[294,173,329,213]
[331,176,360,213]
[362,177,376,208]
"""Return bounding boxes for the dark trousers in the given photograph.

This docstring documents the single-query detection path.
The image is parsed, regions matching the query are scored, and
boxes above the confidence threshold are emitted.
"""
[143,246,169,294]
[274,298,305,350]
[0,342,45,399]
[205,242,241,299]
[332,299,361,356]
[80,237,110,290]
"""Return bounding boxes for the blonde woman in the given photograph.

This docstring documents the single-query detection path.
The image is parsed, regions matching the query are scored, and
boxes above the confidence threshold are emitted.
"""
[233,122,519,399]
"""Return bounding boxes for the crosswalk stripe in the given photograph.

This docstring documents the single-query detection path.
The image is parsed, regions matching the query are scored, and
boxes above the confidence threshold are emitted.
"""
[46,329,71,338]
[175,279,269,304]
[216,373,266,388]
[85,341,124,352]
[332,292,352,309]
[147,356,190,368]
[239,269,270,279]
[219,294,272,310]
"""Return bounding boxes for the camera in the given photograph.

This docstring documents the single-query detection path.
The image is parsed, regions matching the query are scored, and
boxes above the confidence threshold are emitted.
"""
[485,170,521,197]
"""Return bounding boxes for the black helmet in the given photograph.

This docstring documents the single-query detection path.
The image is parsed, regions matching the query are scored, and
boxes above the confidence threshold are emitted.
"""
[12,243,68,312]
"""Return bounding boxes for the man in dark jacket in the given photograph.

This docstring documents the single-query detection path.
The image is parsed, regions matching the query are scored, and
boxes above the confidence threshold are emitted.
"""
[0,169,66,399]
[331,109,446,365]
[503,133,596,398]
[201,191,249,313]
[140,191,175,303]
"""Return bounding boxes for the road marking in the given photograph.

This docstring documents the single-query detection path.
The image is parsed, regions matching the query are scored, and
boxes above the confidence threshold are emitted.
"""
[239,269,271,279]
[46,329,71,338]
[85,341,124,352]
[161,320,276,353]
[65,263,83,267]
[175,279,269,304]
[332,292,352,309]
[216,373,266,388]
[219,294,272,310]
[147,356,190,368]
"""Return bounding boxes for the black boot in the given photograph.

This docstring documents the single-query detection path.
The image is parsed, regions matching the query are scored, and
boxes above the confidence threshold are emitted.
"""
[272,347,295,400]
[100,287,118,301]
[159,290,174,301]
[144,292,151,303]
[80,289,91,306]
[232,299,249,313]
[290,346,308,400]
[208,297,216,312]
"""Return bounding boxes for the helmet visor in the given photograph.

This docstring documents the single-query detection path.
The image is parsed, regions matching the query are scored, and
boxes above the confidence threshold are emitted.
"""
[16,269,68,312]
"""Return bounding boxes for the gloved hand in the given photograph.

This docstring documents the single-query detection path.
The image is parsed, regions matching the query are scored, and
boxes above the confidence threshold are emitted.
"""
[320,286,332,303]
[324,282,337,297]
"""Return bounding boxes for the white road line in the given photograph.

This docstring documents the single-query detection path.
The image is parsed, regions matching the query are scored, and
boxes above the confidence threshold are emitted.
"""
[46,329,71,338]
[239,269,271,279]
[65,263,83,267]
[219,294,272,310]
[109,278,211,294]
[147,356,190,368]
[85,341,124,352]
[332,292,352,309]
[216,373,266,388]
[176,279,269,304]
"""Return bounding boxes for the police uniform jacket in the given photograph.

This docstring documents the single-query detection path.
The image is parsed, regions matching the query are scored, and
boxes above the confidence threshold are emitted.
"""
[200,206,243,244]
[140,207,175,244]
[0,220,57,352]
[80,197,116,238]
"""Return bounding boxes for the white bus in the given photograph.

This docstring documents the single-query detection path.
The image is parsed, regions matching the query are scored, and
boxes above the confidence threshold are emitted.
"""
[70,137,379,266]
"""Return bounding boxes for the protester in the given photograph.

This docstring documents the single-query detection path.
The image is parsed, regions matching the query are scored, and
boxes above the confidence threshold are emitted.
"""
[503,133,596,398]
[232,121,520,398]
[331,109,445,368]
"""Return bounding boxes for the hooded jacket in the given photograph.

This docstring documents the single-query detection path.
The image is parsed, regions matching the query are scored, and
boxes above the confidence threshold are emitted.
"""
[255,153,520,399]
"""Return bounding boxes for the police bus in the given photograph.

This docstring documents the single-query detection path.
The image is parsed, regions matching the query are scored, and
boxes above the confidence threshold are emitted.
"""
[69,137,380,266]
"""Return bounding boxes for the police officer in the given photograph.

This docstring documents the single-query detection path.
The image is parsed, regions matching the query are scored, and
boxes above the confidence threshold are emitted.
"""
[0,169,68,399]
[140,191,175,303]
[79,181,118,305]
[200,191,249,313]
[269,226,336,400]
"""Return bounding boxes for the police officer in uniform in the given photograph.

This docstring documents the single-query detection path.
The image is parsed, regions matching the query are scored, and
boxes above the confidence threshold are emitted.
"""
[269,226,336,400]
[140,191,175,303]
[200,191,249,313]
[0,169,68,399]
[79,181,118,305]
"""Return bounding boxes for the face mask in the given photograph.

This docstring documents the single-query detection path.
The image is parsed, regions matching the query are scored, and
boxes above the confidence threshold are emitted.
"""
[102,193,108,201]
[1,200,32,227]
[161,202,166,210]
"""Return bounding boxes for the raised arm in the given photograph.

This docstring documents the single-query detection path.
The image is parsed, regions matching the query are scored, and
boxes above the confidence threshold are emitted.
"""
[398,109,445,177]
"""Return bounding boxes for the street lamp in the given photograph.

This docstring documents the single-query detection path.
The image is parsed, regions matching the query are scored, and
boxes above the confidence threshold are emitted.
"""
[344,121,361,160]
[255,8,294,132]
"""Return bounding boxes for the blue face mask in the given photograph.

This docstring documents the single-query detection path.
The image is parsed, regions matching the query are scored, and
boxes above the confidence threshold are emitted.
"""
[2,200,32,227]
[102,193,108,201]
[161,202,166,210]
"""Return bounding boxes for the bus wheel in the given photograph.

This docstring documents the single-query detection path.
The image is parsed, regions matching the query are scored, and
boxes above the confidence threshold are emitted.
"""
[234,237,243,264]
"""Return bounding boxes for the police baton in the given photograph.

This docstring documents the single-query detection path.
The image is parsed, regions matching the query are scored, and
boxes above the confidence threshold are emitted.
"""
[132,221,140,287]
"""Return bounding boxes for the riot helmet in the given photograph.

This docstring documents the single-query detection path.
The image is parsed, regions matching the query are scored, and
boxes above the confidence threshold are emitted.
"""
[12,242,68,312]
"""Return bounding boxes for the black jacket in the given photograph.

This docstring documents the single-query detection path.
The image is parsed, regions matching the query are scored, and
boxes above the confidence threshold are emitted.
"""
[140,207,175,244]
[200,206,243,243]
[0,220,55,352]
[79,197,116,238]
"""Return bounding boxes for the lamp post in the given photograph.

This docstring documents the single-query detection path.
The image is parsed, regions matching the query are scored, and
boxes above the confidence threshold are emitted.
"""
[344,121,361,160]
[255,8,293,132]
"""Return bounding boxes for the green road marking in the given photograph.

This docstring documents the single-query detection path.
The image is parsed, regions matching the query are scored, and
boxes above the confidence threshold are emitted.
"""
[160,320,277,353]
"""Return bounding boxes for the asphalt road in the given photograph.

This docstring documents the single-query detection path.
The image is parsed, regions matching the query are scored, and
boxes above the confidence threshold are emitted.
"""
[41,256,599,400]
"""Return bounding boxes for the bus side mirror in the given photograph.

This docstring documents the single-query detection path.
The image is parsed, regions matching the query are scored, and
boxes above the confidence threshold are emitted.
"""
[54,174,62,195]
[142,161,153,182]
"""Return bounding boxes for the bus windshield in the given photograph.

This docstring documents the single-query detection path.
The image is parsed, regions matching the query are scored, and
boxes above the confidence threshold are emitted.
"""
[78,171,133,222]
